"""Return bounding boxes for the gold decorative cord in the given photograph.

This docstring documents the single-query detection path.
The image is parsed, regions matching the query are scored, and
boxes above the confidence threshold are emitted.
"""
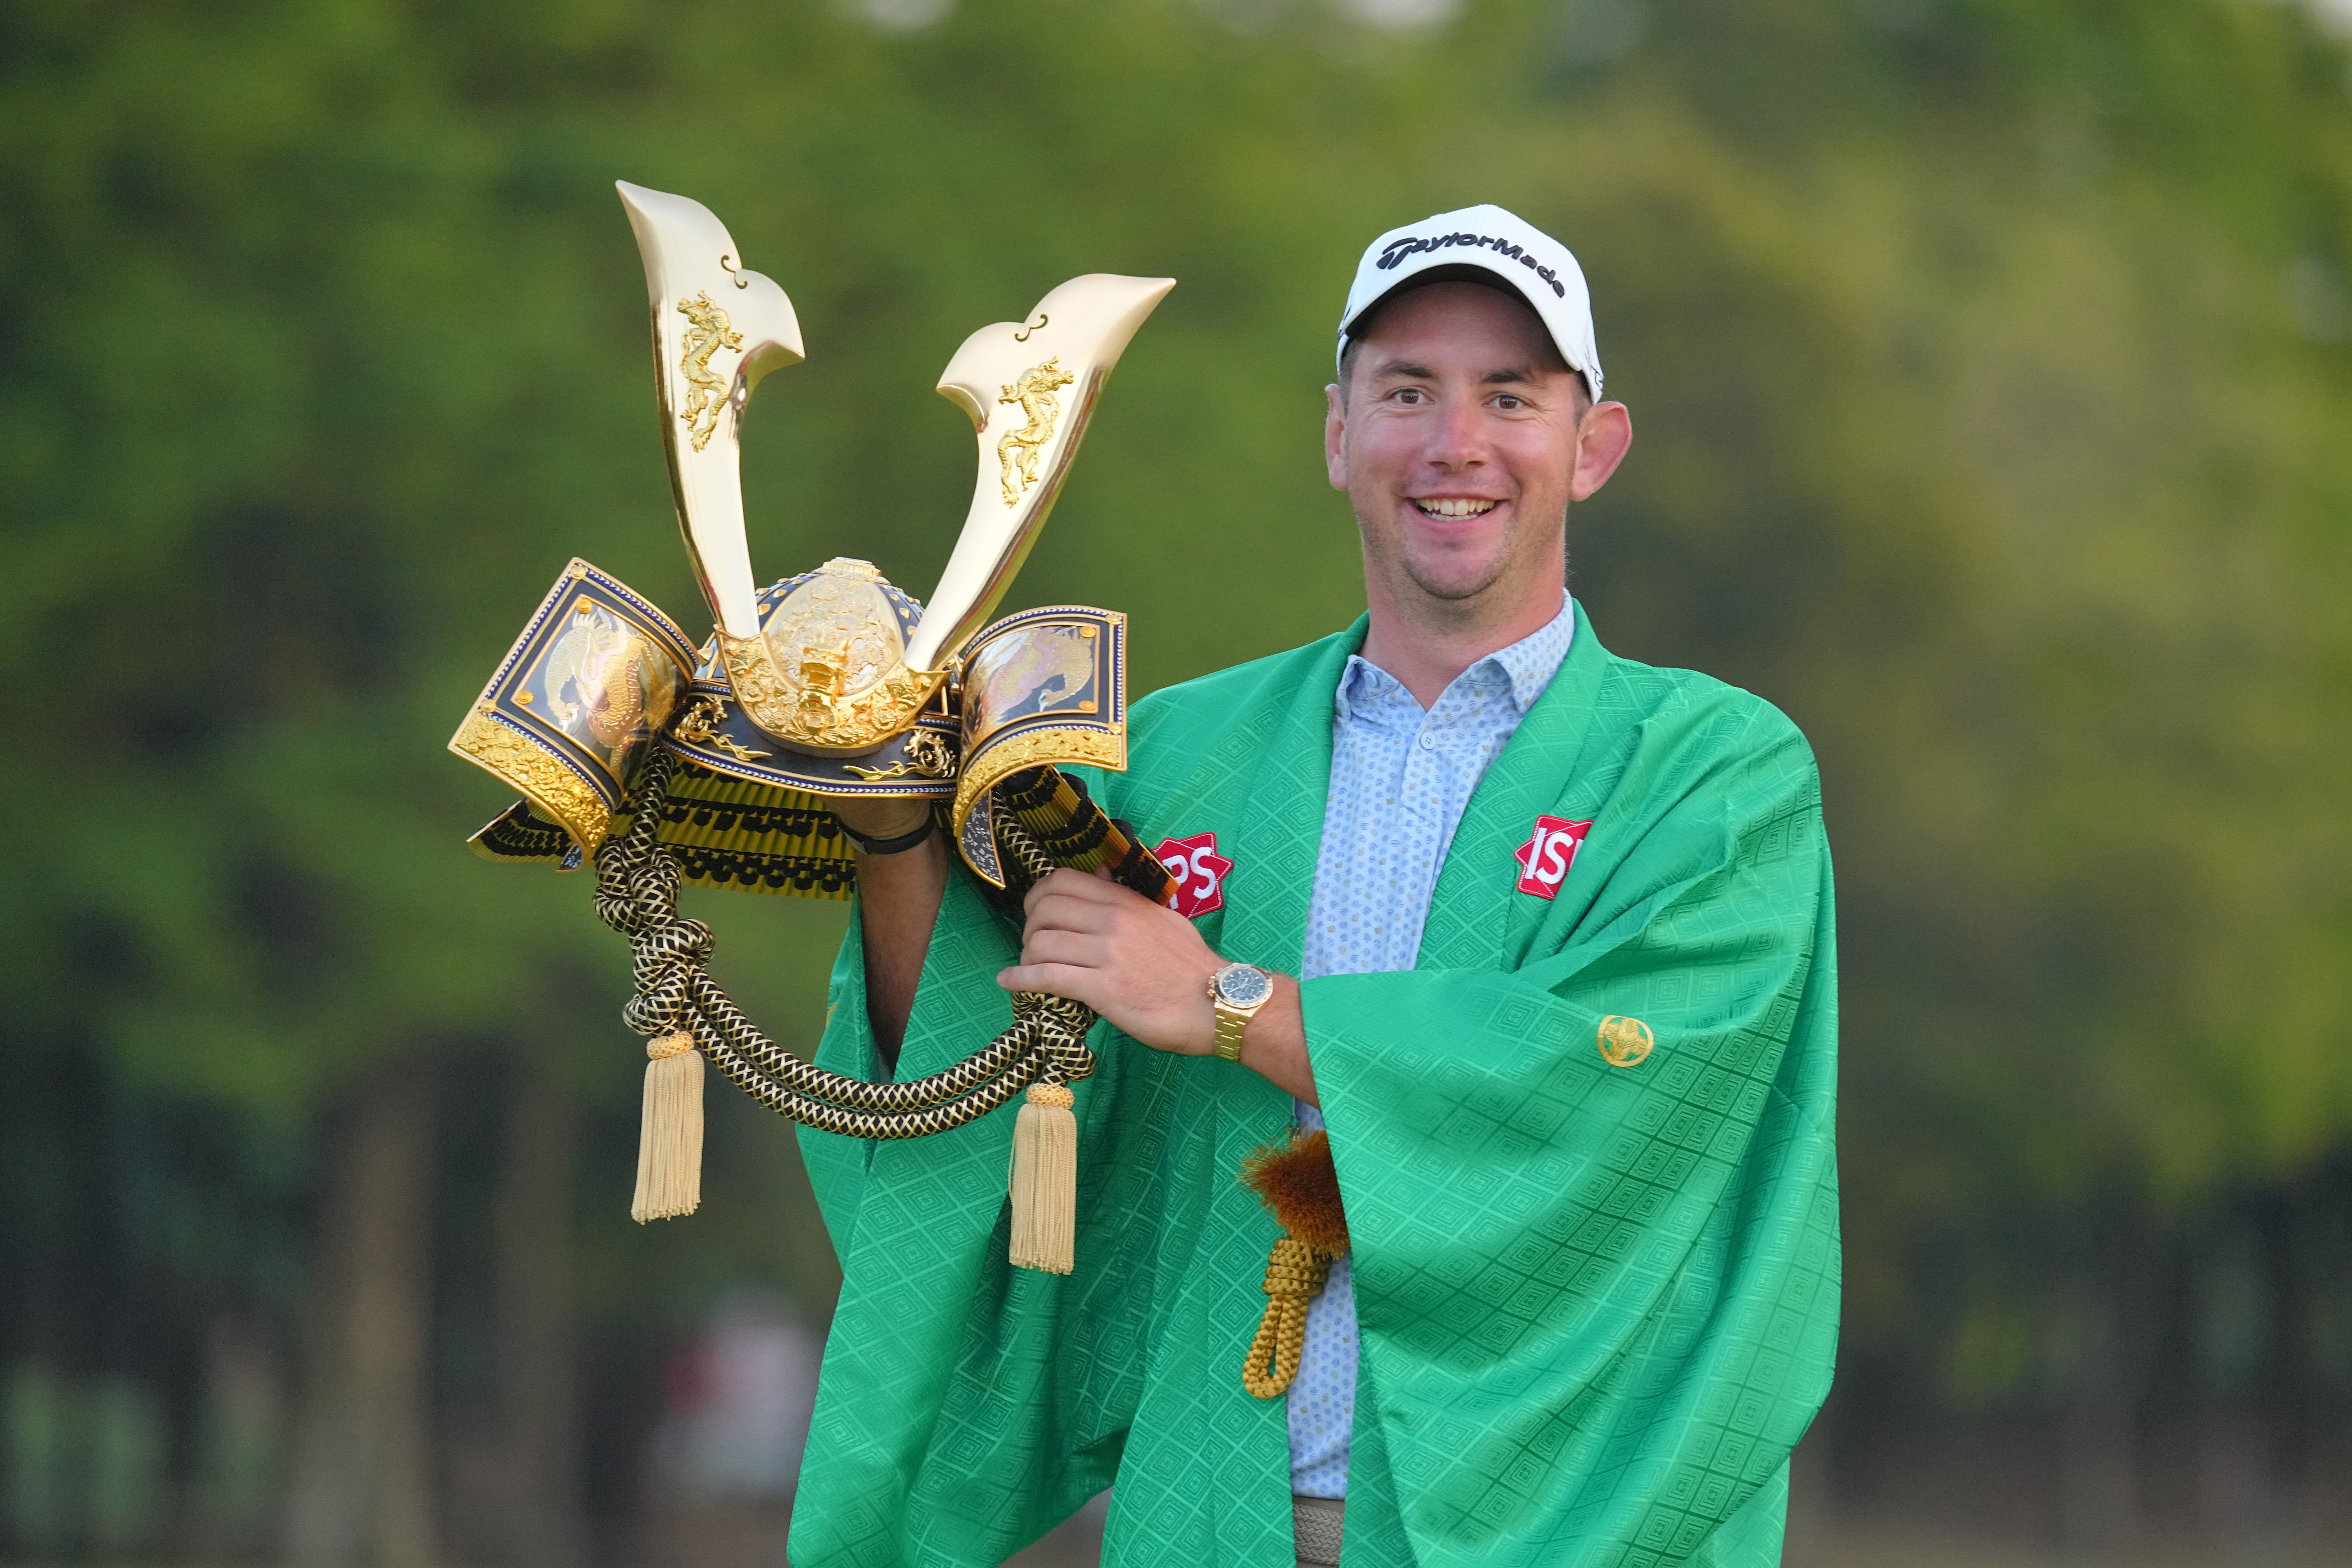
[1237,1130,1349,1398]
[593,748,1098,1140]
[1242,1237,1333,1398]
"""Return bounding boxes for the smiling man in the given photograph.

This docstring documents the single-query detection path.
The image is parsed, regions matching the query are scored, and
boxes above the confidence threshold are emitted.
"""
[797,206,1841,1568]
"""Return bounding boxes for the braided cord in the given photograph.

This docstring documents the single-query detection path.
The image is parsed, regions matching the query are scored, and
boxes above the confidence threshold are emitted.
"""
[595,748,1098,1140]
[1242,1237,1333,1398]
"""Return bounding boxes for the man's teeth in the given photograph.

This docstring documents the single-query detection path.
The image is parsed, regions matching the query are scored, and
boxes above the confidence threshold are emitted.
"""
[1416,498,1497,518]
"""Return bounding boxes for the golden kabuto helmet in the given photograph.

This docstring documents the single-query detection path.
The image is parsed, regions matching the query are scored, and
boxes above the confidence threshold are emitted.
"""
[448,183,1178,1259]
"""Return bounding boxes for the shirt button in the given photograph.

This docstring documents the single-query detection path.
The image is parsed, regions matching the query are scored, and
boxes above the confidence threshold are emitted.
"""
[1418,734,1436,750]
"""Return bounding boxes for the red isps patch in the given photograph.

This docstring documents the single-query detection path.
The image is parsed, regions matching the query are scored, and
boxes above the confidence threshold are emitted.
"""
[1513,815,1591,900]
[1152,830,1231,918]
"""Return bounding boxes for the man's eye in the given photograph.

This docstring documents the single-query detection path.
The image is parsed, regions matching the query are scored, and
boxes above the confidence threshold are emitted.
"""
[1495,394,1525,410]
[1393,387,1426,404]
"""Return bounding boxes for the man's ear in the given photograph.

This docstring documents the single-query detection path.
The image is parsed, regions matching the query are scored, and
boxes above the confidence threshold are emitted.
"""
[1324,383,1349,492]
[1568,401,1633,502]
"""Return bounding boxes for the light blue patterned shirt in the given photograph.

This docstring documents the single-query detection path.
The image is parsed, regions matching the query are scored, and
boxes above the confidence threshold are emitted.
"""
[1287,596,1578,1499]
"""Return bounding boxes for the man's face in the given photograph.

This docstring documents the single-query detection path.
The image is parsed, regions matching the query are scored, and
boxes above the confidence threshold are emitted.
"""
[1325,282,1622,613]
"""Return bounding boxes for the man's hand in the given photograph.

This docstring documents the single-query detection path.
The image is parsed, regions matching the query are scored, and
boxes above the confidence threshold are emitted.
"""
[998,868,1320,1103]
[999,869,1220,1053]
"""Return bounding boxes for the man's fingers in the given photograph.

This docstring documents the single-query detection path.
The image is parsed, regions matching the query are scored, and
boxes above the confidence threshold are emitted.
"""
[995,961,1101,1003]
[1018,928,1103,969]
[1022,866,1133,915]
[1021,868,1092,913]
[1023,888,1125,939]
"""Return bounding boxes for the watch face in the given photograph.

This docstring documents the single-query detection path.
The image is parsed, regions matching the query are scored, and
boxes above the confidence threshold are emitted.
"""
[1216,964,1274,1008]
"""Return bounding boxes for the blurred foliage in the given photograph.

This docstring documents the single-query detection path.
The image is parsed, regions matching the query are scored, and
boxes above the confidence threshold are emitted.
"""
[1,0,2348,1418]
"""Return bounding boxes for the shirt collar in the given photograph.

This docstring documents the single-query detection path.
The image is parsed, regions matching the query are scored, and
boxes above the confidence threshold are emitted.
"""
[1484,594,1577,714]
[1334,596,1577,720]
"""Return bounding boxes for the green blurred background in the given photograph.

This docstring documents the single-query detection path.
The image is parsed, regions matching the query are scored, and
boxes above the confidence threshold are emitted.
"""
[4,0,2350,1562]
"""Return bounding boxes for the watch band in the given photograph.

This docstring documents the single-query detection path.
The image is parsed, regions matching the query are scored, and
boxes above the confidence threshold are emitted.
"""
[1209,962,1273,1063]
[839,811,936,856]
[1212,1000,1251,1062]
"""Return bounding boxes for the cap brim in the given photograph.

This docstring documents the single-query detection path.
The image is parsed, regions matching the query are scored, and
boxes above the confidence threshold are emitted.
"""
[1340,262,1532,337]
[1340,262,1591,392]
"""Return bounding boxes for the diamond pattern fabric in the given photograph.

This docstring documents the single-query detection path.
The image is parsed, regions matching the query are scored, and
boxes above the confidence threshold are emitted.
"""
[789,602,1839,1568]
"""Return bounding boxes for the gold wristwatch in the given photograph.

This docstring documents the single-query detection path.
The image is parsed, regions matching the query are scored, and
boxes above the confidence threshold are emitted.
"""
[1208,961,1275,1063]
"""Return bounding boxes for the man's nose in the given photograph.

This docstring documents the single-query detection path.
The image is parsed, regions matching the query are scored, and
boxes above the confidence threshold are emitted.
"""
[1424,392,1488,468]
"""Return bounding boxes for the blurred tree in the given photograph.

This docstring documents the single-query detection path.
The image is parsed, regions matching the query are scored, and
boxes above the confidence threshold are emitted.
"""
[494,1038,585,1568]
[283,1060,440,1566]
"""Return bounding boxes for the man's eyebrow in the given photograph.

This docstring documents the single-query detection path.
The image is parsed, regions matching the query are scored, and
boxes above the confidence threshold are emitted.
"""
[1367,359,1548,385]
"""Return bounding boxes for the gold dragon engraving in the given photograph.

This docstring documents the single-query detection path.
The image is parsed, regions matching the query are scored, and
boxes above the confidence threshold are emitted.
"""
[843,729,960,782]
[671,694,773,763]
[996,356,1075,505]
[708,733,772,764]
[587,653,646,749]
[676,291,743,452]
[671,694,729,745]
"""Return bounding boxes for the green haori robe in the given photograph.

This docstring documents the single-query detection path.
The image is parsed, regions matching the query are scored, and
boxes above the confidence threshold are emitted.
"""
[790,602,1839,1568]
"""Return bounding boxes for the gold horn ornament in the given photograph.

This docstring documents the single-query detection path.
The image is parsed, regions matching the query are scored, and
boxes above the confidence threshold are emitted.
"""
[622,180,1172,762]
[712,265,1175,759]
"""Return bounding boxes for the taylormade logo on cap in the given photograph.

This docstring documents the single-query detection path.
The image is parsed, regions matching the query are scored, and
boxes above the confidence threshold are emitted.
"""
[1376,231,1568,298]
[1337,203,1604,398]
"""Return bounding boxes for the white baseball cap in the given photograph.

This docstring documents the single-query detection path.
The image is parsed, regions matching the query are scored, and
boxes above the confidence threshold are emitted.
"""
[1335,203,1603,400]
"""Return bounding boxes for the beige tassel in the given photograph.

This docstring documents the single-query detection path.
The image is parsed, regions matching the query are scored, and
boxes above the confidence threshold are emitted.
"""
[631,1030,704,1223]
[1008,1082,1077,1274]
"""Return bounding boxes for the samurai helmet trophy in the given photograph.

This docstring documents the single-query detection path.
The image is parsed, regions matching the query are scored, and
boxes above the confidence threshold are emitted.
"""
[448,183,1177,1260]
[454,182,1173,890]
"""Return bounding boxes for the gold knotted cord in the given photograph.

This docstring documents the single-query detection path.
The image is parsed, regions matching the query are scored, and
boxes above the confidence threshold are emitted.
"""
[1242,1237,1333,1399]
[1236,1128,1350,1398]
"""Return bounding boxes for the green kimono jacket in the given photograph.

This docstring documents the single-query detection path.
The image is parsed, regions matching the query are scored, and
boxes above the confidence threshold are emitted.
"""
[791,603,1839,1568]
